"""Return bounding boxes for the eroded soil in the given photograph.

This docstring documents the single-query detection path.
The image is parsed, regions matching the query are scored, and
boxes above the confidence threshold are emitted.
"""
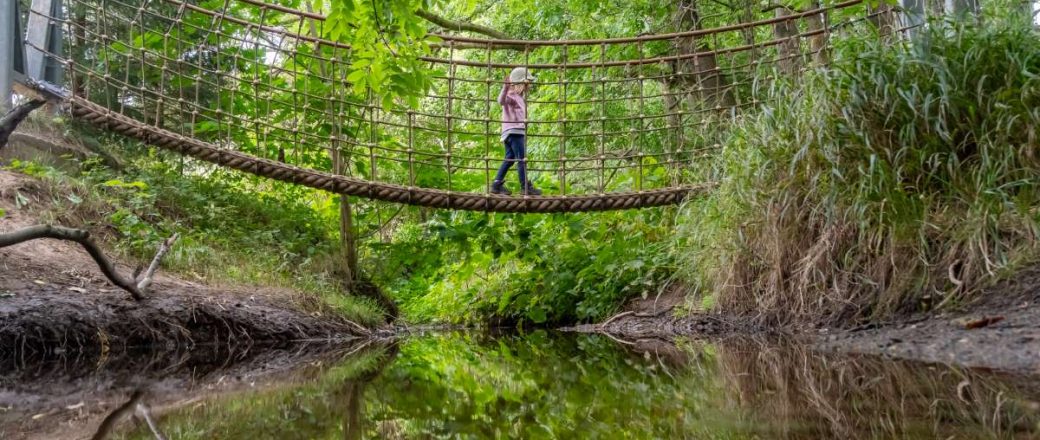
[817,266,1040,373]
[572,267,1040,374]
[0,170,364,365]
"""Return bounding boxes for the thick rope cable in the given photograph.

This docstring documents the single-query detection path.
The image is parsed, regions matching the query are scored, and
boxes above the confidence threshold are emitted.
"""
[68,97,713,212]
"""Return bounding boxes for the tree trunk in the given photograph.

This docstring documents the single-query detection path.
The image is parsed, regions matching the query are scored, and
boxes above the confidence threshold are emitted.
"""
[336,159,359,287]
[661,77,684,177]
[672,0,736,111]
[307,0,360,291]
[72,6,87,97]
[0,99,45,150]
[806,0,829,65]
[868,2,898,40]
[773,8,801,77]
[339,380,364,440]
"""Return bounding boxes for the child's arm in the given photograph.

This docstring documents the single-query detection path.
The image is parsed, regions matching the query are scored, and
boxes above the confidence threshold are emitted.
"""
[497,75,515,107]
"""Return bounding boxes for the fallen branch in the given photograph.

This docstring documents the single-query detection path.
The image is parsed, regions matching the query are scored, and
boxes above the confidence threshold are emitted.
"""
[0,99,47,150]
[600,310,634,328]
[601,331,637,346]
[341,318,372,336]
[0,225,178,300]
[1,225,144,300]
[135,403,168,440]
[136,233,179,292]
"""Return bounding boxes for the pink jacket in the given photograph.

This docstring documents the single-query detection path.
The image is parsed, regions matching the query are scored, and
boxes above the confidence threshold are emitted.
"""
[497,85,527,137]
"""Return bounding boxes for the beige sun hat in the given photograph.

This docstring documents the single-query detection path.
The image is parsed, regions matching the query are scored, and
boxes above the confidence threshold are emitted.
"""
[509,67,536,83]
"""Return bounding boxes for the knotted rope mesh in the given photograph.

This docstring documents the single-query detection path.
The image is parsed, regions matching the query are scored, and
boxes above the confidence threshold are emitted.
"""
[25,0,917,212]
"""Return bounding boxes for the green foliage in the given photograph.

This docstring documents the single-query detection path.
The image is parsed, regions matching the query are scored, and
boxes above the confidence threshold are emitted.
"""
[373,209,675,324]
[327,0,438,105]
[674,20,1040,323]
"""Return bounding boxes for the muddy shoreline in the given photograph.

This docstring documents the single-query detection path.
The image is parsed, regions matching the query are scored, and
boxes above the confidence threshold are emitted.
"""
[568,265,1040,374]
[0,247,367,364]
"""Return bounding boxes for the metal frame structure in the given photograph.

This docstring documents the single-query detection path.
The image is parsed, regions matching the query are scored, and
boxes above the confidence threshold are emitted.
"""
[2,0,63,111]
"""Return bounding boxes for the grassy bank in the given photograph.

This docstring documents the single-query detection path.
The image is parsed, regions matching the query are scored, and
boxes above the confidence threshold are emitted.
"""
[2,130,385,327]
[674,20,1040,325]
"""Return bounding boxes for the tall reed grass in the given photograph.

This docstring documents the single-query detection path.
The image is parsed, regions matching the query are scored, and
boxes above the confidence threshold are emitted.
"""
[676,20,1040,324]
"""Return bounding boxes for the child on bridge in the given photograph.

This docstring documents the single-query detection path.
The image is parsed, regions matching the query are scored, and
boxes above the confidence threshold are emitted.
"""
[490,67,541,196]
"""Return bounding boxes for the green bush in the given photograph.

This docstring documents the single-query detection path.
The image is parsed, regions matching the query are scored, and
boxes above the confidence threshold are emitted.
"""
[376,209,676,325]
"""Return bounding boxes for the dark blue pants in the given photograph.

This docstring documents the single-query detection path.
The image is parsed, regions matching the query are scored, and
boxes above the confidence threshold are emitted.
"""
[495,133,526,186]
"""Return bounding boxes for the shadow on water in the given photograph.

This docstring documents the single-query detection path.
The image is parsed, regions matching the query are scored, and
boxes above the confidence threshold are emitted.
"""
[4,332,1039,439]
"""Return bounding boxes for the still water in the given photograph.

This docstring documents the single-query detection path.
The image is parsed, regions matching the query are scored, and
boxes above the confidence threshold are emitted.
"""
[4,332,1040,439]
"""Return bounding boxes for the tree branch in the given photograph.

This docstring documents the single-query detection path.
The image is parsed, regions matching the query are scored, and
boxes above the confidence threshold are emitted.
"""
[1,225,143,300]
[0,99,46,151]
[135,403,168,440]
[416,9,512,40]
[136,233,179,293]
[91,390,144,440]
[0,225,177,301]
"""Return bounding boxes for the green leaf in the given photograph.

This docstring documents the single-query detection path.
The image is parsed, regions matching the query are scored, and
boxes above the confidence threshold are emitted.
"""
[527,308,547,323]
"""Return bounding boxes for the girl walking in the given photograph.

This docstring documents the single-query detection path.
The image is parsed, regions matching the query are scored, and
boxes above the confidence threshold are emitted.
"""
[490,67,541,196]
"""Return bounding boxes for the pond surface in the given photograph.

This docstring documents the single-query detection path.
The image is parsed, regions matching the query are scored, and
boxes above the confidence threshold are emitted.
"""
[4,331,1040,439]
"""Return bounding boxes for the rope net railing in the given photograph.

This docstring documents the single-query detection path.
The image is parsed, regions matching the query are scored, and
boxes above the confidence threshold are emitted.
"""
[25,0,920,212]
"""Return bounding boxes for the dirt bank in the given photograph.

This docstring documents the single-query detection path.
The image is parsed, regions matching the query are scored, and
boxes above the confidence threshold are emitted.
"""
[570,266,1040,374]
[816,265,1040,373]
[0,171,366,363]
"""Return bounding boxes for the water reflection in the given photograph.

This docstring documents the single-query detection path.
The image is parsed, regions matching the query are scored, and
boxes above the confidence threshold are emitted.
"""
[40,333,1040,438]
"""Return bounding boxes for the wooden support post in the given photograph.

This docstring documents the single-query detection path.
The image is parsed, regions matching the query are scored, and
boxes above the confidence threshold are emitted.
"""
[340,194,359,287]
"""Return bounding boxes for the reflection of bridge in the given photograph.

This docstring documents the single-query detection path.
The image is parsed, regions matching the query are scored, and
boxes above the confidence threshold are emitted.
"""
[2,0,925,212]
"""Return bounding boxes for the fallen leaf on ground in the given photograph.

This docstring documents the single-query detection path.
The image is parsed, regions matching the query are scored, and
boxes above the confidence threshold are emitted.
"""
[954,316,1005,330]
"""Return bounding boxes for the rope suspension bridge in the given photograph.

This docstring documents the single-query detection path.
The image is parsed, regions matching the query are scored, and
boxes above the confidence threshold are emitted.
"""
[4,0,926,213]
